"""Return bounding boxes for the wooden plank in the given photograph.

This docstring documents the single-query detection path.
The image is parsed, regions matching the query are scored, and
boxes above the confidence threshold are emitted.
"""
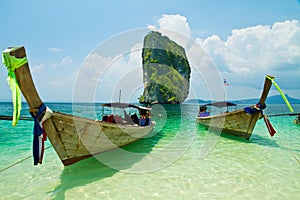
[259,75,273,104]
[11,47,43,111]
[43,118,69,160]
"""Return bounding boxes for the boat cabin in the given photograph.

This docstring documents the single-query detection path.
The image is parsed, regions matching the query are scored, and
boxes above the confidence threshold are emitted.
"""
[101,102,152,126]
[198,101,237,117]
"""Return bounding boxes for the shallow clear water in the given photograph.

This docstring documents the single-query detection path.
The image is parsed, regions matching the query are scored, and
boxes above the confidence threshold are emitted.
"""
[0,102,299,199]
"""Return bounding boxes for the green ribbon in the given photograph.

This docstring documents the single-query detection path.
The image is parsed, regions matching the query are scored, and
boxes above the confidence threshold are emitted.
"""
[266,75,294,112]
[2,47,28,126]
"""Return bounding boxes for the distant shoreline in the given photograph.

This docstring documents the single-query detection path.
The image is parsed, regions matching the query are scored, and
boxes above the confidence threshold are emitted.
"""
[1,94,300,105]
[185,94,300,104]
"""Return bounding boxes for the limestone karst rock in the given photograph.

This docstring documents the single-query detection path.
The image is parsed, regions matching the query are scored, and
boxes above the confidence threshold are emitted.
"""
[139,31,191,104]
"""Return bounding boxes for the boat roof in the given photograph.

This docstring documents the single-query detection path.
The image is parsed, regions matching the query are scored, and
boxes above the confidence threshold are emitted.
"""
[204,101,237,108]
[101,102,151,110]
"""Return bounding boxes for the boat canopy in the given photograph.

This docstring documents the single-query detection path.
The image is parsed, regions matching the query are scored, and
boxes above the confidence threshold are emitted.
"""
[204,102,237,108]
[101,102,151,111]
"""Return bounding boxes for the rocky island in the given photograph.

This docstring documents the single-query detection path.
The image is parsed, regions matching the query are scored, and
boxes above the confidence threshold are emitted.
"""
[139,31,191,104]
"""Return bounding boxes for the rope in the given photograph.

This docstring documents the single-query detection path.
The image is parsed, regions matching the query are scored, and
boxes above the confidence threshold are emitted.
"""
[277,135,300,165]
[0,145,52,173]
[268,112,300,117]
[0,115,32,121]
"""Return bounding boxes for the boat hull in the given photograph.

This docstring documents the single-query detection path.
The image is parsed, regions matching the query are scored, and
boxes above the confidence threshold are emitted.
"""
[44,112,154,166]
[196,109,261,140]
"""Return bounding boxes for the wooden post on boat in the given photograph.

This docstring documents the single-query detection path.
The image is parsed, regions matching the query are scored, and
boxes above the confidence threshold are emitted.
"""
[258,75,274,104]
[4,46,43,113]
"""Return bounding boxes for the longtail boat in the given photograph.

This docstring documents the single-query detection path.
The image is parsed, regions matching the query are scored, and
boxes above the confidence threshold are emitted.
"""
[196,75,274,140]
[2,46,155,166]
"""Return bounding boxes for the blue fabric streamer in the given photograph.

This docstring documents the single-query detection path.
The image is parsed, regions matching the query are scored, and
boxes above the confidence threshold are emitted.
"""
[244,102,266,114]
[244,107,257,114]
[30,103,46,165]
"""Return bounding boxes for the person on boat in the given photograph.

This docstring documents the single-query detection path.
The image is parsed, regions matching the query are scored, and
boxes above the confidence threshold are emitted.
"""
[137,109,152,126]
[139,109,151,126]
[198,105,210,117]
[295,114,300,124]
[107,115,115,123]
[139,115,147,126]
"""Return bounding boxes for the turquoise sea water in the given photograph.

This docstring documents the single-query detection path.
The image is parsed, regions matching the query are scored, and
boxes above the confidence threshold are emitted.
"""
[0,102,299,199]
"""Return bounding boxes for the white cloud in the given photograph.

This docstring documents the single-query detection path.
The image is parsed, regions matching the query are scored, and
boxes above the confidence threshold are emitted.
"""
[33,56,74,72]
[73,43,144,102]
[31,63,46,73]
[157,14,191,37]
[61,56,73,65]
[148,14,192,48]
[193,19,300,99]
[148,14,226,101]
[51,56,74,69]
[198,20,300,75]
[48,47,62,52]
[148,16,300,99]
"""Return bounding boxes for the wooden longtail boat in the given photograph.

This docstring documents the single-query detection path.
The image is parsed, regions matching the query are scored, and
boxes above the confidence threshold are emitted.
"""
[196,75,274,140]
[2,46,155,166]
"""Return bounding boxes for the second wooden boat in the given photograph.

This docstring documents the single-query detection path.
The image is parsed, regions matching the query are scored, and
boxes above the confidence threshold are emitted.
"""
[196,75,274,140]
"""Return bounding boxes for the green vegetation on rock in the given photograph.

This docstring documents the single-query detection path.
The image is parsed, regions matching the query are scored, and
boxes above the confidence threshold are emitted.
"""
[139,31,191,104]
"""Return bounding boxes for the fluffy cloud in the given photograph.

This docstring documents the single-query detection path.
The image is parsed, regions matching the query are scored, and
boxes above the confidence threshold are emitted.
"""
[157,14,191,37]
[198,20,300,75]
[148,14,192,48]
[151,15,300,78]
[32,56,74,72]
[51,56,73,69]
[149,15,300,99]
[73,43,144,102]
[48,47,62,52]
[31,63,46,73]
[148,14,226,100]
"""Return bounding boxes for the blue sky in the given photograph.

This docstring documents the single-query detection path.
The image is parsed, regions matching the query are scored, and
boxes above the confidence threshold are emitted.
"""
[1,0,300,102]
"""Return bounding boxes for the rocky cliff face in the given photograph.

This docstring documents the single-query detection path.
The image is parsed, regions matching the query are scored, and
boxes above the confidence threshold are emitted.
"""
[139,31,191,104]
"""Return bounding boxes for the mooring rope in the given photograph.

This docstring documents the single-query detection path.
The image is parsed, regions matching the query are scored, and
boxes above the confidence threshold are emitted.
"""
[0,145,52,173]
[0,115,32,121]
[277,135,300,165]
[268,112,300,117]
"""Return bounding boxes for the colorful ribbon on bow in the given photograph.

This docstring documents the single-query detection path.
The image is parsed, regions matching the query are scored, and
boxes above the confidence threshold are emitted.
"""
[30,103,47,165]
[266,75,294,112]
[2,47,28,126]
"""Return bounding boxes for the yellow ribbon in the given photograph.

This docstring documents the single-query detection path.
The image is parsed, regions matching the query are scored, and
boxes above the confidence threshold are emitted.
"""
[266,75,294,112]
[2,47,28,126]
